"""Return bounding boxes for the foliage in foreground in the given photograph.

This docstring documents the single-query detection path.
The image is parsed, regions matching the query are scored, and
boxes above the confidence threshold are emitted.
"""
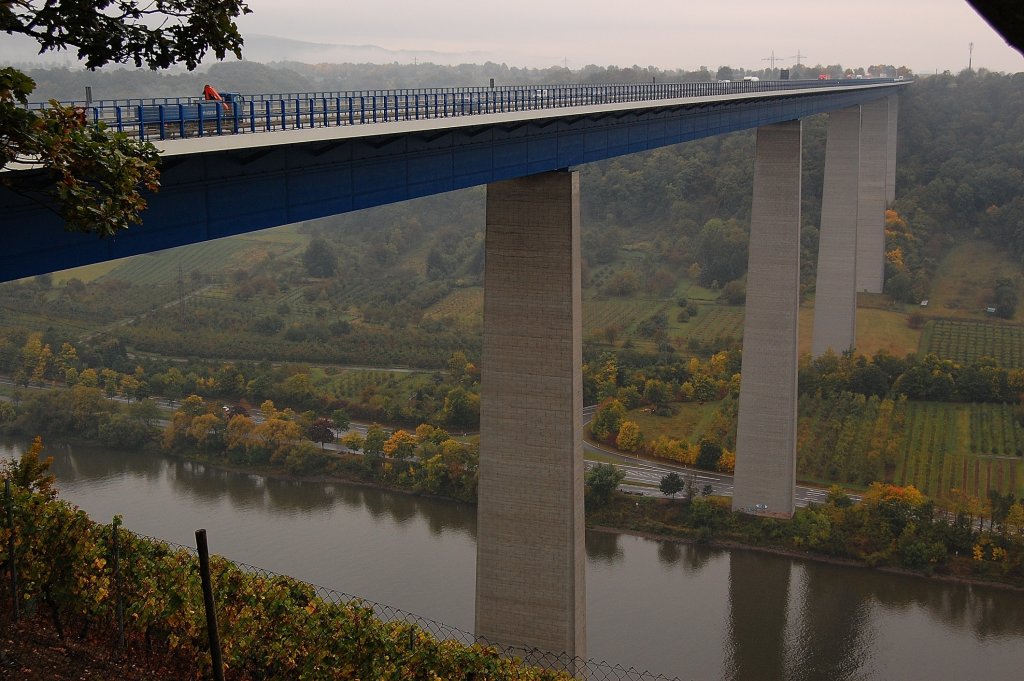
[2,0,252,237]
[0,454,567,680]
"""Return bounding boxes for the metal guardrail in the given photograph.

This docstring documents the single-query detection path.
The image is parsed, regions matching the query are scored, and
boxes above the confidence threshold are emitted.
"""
[25,79,901,142]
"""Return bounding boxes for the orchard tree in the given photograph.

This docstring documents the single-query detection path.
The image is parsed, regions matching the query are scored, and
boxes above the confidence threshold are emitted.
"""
[696,439,723,471]
[1,1,251,236]
[642,379,671,413]
[363,424,388,457]
[585,463,625,508]
[303,237,338,277]
[331,409,351,432]
[659,472,684,498]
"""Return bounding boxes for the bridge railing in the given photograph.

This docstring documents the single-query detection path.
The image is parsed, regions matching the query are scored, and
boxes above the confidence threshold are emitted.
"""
[26,78,899,142]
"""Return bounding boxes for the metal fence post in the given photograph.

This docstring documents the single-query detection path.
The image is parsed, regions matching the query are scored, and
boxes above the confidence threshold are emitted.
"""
[4,478,18,622]
[111,519,125,648]
[195,529,225,681]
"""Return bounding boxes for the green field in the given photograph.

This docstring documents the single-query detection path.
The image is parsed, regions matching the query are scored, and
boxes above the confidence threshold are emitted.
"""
[424,287,483,323]
[625,401,723,444]
[618,395,1024,502]
[927,240,1024,324]
[921,320,1024,368]
[50,259,125,285]
[310,367,428,402]
[682,305,744,344]
[102,240,250,287]
[892,402,1023,499]
[583,297,665,336]
[791,394,1024,500]
[100,230,306,288]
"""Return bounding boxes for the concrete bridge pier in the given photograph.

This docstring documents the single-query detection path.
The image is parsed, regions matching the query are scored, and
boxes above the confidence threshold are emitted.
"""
[855,97,892,293]
[732,120,802,517]
[885,94,899,205]
[812,106,862,357]
[476,170,586,663]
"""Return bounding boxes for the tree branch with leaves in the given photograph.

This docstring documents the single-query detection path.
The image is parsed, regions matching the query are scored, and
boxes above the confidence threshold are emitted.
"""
[1,0,251,237]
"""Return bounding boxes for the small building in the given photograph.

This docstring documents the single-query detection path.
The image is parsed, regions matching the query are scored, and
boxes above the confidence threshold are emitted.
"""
[920,299,929,307]
[986,307,997,314]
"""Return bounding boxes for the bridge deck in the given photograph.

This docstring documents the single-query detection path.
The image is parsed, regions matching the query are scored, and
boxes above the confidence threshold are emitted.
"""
[154,82,902,156]
[2,80,908,281]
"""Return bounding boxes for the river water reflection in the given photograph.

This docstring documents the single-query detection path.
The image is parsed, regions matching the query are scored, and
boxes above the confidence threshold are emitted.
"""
[4,439,1023,679]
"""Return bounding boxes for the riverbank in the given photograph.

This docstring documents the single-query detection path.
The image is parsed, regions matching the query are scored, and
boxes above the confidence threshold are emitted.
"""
[585,493,1024,592]
[7,434,1024,592]
[590,523,1024,594]
[162,442,1024,593]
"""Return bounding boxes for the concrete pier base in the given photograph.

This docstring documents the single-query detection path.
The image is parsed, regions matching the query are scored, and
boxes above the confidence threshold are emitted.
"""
[855,97,890,293]
[812,107,861,357]
[732,120,801,517]
[476,171,586,662]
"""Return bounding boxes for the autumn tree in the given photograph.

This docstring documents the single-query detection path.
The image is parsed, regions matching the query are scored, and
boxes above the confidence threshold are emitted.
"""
[1,1,250,236]
[1006,503,1024,536]
[253,416,302,465]
[615,420,644,452]
[1,436,56,498]
[226,413,256,459]
[590,399,626,440]
[383,429,417,459]
[186,413,226,453]
[340,431,364,452]
[308,417,335,449]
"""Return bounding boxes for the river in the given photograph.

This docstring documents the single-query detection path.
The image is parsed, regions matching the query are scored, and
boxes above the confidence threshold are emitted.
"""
[3,438,1023,680]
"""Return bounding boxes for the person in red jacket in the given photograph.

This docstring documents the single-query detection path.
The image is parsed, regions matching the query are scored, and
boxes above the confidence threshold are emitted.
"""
[202,83,222,101]
[202,84,231,112]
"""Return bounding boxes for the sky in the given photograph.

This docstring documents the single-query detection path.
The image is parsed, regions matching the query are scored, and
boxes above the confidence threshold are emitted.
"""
[235,0,1023,74]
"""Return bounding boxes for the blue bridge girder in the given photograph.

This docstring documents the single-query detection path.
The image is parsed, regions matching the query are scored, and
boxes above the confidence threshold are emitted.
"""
[0,79,907,282]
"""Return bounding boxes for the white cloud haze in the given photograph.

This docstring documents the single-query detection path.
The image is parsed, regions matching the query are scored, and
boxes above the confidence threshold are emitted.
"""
[236,0,1022,73]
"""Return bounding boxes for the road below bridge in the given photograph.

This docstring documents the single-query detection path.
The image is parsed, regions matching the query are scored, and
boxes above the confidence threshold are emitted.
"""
[580,404,858,508]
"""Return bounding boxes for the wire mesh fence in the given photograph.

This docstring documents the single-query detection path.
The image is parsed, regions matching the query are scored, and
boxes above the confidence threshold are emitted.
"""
[2,489,682,680]
[149,531,684,680]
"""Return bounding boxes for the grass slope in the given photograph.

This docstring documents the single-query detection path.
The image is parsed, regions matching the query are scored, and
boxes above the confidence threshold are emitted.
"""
[926,239,1024,323]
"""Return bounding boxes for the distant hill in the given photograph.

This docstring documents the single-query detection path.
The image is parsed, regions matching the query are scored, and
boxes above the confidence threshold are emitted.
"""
[239,34,500,67]
[0,31,549,72]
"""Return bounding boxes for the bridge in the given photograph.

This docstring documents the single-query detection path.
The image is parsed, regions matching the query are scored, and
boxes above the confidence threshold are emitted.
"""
[0,77,908,666]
